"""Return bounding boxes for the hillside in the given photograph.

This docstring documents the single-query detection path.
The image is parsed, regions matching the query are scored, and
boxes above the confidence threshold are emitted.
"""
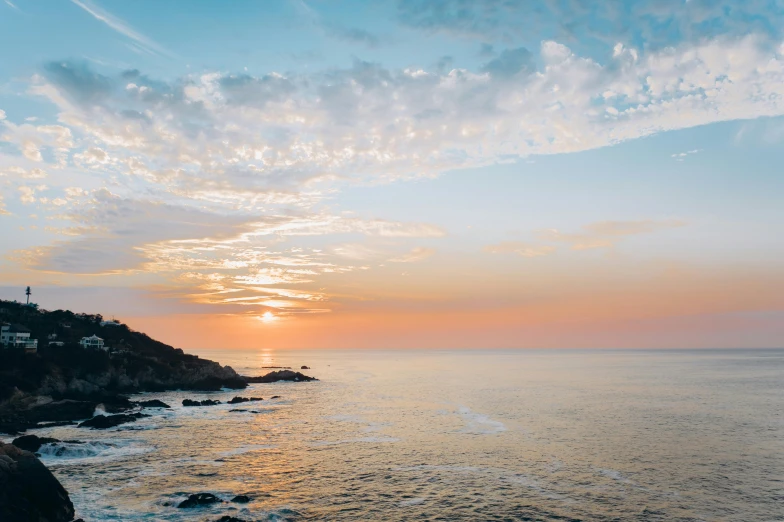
[0,299,246,405]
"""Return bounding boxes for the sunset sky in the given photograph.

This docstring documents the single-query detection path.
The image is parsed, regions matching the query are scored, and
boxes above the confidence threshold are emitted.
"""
[1,0,783,349]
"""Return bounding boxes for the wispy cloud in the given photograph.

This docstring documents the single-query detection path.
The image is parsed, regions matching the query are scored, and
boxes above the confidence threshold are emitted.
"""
[671,149,701,161]
[69,0,174,58]
[3,0,19,11]
[483,242,556,258]
[389,247,436,263]
[539,220,686,250]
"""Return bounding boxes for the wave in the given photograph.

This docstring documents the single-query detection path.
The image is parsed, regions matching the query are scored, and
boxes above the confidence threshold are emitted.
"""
[456,406,507,434]
[37,439,152,464]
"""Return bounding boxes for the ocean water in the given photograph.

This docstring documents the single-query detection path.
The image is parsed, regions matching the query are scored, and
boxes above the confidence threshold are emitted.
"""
[4,349,782,521]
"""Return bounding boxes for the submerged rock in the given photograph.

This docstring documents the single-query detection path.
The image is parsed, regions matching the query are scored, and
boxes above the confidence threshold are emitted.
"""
[177,492,223,508]
[182,399,222,407]
[11,435,60,453]
[300,365,310,369]
[227,396,263,404]
[213,517,248,522]
[231,494,251,503]
[243,370,317,383]
[0,443,76,522]
[137,399,171,408]
[78,413,148,429]
[270,396,281,399]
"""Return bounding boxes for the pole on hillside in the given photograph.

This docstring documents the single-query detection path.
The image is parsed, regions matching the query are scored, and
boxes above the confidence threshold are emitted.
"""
[25,286,31,304]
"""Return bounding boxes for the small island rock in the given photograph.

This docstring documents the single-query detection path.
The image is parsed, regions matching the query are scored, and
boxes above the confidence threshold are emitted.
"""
[177,492,223,508]
[182,399,222,407]
[231,494,251,503]
[137,399,171,408]
[78,413,148,429]
[227,396,263,404]
[243,370,317,383]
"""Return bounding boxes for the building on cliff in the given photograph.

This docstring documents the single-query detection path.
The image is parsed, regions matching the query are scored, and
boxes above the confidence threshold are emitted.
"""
[79,334,106,351]
[0,324,38,352]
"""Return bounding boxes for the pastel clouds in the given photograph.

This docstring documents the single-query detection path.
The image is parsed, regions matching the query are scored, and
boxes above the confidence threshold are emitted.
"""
[483,242,556,258]
[7,33,781,214]
[539,220,687,250]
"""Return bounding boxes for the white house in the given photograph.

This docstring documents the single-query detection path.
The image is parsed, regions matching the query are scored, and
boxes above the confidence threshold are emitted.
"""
[1,324,38,351]
[100,320,121,327]
[80,335,106,351]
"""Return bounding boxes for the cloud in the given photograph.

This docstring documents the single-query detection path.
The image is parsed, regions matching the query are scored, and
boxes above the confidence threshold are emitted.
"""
[25,33,784,213]
[396,0,784,52]
[483,242,556,257]
[1,166,47,179]
[389,247,436,263]
[480,46,534,78]
[3,0,19,11]
[69,0,174,58]
[327,25,383,48]
[539,219,686,250]
[671,149,701,161]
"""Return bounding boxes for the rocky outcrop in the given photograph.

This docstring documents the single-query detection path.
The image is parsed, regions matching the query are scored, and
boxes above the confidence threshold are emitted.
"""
[136,399,170,408]
[78,412,149,429]
[227,396,263,404]
[231,494,251,503]
[0,399,97,435]
[182,399,221,407]
[243,370,318,383]
[301,365,310,369]
[177,493,223,508]
[0,443,76,522]
[11,435,61,452]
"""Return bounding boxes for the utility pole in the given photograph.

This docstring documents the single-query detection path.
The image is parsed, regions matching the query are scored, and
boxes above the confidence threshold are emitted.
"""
[25,286,31,304]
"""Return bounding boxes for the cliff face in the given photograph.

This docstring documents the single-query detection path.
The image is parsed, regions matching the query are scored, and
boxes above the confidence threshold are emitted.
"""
[0,299,246,405]
[0,443,76,522]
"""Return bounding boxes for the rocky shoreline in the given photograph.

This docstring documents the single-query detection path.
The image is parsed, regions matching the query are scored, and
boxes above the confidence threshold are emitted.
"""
[0,300,319,520]
[0,367,318,521]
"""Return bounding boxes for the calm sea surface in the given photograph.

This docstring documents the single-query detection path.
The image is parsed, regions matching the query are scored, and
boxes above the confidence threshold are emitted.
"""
[5,349,783,521]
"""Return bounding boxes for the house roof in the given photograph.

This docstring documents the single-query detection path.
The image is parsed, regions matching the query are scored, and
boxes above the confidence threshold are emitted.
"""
[81,335,103,341]
[6,324,31,334]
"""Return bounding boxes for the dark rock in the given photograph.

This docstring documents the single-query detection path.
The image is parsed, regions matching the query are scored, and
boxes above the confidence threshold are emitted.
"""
[11,435,60,453]
[270,396,281,399]
[227,396,263,404]
[25,400,97,423]
[177,492,223,508]
[243,370,317,383]
[0,443,75,522]
[300,365,310,369]
[78,412,149,429]
[213,517,248,522]
[182,399,222,407]
[137,399,170,408]
[0,420,32,436]
[231,494,251,503]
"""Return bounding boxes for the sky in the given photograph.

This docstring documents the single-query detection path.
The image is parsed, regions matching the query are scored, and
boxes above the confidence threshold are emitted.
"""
[0,0,783,349]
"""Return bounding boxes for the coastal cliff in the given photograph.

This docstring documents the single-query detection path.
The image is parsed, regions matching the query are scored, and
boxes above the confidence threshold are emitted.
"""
[0,300,246,434]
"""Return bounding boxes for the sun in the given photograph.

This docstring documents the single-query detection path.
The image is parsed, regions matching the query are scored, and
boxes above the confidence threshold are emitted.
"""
[259,311,277,323]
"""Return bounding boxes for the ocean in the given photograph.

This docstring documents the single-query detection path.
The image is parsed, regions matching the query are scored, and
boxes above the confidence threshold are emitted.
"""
[4,349,782,521]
